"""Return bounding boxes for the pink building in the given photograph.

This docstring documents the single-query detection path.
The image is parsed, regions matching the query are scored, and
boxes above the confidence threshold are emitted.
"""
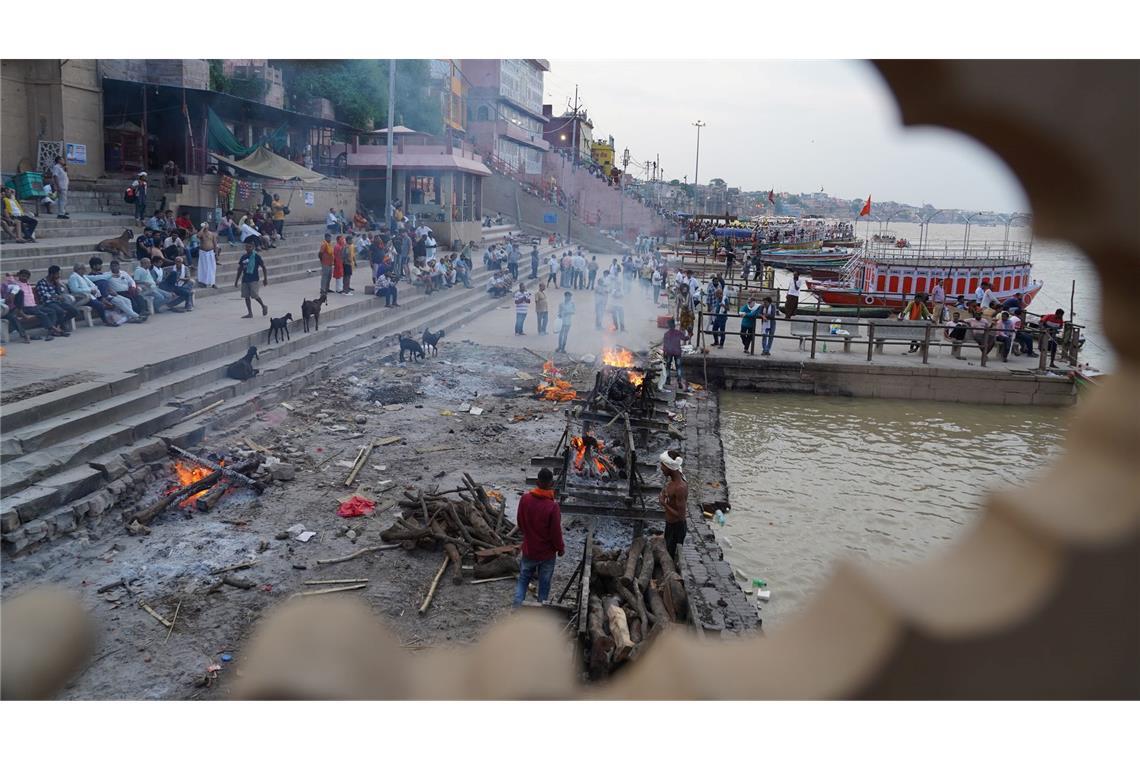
[460,60,550,181]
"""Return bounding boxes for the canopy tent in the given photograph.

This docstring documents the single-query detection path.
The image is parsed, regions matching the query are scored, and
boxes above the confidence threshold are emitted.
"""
[209,146,327,182]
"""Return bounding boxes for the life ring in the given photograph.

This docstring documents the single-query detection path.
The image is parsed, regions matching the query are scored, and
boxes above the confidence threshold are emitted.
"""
[1023,292,1034,306]
[863,295,875,305]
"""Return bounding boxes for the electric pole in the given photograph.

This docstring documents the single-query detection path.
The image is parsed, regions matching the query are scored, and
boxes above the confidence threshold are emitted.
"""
[620,147,631,240]
[692,120,706,216]
[385,60,396,228]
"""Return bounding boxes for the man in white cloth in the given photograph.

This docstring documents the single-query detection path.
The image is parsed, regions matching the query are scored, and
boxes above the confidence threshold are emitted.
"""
[196,222,219,288]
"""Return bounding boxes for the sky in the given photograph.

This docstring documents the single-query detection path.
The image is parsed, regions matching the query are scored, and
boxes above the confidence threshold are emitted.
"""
[544,60,1029,214]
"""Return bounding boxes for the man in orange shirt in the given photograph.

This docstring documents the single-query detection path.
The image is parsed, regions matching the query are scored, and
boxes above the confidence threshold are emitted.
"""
[318,233,335,294]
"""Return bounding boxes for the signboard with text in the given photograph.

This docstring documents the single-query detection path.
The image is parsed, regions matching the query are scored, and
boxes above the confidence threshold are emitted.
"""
[65,143,87,165]
[543,213,557,224]
[304,191,315,207]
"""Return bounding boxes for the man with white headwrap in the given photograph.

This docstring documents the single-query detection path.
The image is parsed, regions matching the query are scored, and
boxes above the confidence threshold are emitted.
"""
[196,222,218,288]
[658,450,689,558]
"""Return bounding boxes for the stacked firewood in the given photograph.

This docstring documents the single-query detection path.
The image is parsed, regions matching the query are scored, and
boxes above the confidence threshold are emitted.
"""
[586,535,688,679]
[380,473,520,584]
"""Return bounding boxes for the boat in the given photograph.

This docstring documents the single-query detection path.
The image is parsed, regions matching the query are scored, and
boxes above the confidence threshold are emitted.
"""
[806,240,1043,310]
[870,234,910,247]
[778,304,891,319]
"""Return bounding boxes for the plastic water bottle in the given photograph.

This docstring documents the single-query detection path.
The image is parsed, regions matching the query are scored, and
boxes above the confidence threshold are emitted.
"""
[714,509,726,526]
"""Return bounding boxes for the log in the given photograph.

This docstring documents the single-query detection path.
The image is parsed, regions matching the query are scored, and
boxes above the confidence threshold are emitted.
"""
[130,470,224,525]
[139,601,173,629]
[418,556,450,615]
[605,596,634,663]
[646,585,672,633]
[473,554,518,579]
[461,502,502,546]
[622,537,645,586]
[168,446,264,491]
[628,615,643,644]
[222,575,255,590]
[591,559,625,579]
[636,538,655,591]
[616,579,652,629]
[417,489,430,527]
[290,583,367,599]
[468,575,516,585]
[314,544,401,566]
[303,578,369,585]
[474,544,521,561]
[650,537,688,623]
[442,542,464,584]
[198,481,229,511]
[587,594,614,680]
[209,559,258,576]
[344,441,375,487]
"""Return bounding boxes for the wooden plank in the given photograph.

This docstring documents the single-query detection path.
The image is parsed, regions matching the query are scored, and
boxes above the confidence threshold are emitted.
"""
[577,523,594,636]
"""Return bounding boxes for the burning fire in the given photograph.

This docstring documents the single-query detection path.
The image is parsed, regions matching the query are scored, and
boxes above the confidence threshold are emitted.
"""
[536,359,578,401]
[602,347,645,388]
[170,458,222,507]
[569,435,615,477]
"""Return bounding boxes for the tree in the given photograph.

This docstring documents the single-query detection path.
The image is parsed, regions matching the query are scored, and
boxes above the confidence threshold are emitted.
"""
[275,60,441,134]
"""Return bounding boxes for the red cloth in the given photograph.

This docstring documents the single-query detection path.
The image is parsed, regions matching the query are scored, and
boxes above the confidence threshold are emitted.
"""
[516,489,564,561]
[337,495,375,518]
[860,195,872,217]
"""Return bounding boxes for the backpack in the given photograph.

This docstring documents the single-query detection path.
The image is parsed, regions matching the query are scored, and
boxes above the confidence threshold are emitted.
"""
[124,186,135,203]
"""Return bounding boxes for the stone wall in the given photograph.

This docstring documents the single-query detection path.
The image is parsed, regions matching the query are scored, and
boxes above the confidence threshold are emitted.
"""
[686,356,1078,407]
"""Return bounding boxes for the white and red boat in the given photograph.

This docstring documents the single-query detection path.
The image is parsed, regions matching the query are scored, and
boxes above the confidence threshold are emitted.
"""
[807,240,1043,310]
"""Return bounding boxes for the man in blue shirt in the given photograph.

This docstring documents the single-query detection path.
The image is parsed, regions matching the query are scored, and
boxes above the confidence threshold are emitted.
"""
[234,240,269,318]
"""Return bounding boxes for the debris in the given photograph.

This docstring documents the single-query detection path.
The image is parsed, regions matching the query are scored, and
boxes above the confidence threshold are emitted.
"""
[209,560,259,575]
[285,523,307,537]
[139,601,174,629]
[295,531,316,543]
[468,576,517,585]
[280,402,296,411]
[314,448,346,470]
[182,399,225,421]
[416,445,458,454]
[163,600,182,644]
[222,575,256,590]
[469,406,485,416]
[290,583,368,599]
[383,404,404,412]
[376,436,402,446]
[344,441,376,487]
[418,556,450,615]
[126,520,151,536]
[303,578,369,586]
[269,462,295,481]
[337,495,376,518]
[335,460,356,468]
[458,402,472,412]
[220,653,234,663]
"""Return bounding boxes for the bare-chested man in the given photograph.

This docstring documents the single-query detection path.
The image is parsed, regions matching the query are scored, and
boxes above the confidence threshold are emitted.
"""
[659,450,689,559]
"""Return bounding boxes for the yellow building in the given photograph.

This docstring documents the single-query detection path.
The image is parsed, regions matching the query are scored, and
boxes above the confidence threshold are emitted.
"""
[591,138,615,175]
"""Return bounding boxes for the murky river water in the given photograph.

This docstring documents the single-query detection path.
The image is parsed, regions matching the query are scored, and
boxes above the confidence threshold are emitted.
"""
[715,392,1071,627]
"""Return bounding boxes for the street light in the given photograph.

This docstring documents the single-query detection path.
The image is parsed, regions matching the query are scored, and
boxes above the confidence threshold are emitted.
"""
[879,209,904,234]
[1000,211,1032,245]
[960,211,984,249]
[692,120,706,216]
[918,209,943,249]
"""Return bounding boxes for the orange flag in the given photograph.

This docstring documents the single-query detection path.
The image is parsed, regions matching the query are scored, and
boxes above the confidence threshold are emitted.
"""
[860,195,872,216]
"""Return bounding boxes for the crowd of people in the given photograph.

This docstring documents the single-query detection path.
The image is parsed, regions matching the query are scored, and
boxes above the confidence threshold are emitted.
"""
[682,216,855,245]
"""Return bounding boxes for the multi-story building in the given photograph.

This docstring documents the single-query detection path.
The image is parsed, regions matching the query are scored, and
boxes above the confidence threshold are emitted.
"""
[591,137,615,176]
[429,59,466,138]
[542,105,594,164]
[460,59,550,179]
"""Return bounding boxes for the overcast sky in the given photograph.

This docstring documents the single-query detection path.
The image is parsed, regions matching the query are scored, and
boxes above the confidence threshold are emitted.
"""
[544,60,1028,213]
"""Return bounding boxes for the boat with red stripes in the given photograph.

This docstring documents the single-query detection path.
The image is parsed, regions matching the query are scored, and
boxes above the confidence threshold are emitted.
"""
[807,240,1043,310]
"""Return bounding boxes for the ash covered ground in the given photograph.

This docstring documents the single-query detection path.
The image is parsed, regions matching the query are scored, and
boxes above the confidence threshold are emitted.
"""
[1,340,669,699]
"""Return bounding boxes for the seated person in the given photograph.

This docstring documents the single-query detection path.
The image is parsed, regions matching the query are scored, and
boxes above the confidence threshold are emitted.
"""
[1,202,24,242]
[353,210,370,232]
[133,257,172,313]
[943,311,970,342]
[4,269,67,339]
[993,311,1017,360]
[174,209,194,234]
[145,212,165,232]
[2,188,37,241]
[966,312,996,357]
[238,217,269,251]
[1010,312,1038,357]
[1040,308,1066,368]
[218,213,240,245]
[35,266,82,327]
[1001,292,1025,315]
[160,256,195,311]
[374,272,398,307]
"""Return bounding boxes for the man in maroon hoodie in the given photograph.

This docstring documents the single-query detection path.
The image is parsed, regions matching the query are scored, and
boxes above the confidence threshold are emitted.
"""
[513,467,565,606]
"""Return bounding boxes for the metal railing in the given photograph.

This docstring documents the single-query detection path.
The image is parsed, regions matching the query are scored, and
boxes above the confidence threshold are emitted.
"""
[692,310,1083,369]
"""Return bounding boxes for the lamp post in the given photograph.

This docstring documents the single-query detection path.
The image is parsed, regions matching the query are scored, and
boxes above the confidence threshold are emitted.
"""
[692,120,706,216]
[918,209,943,249]
[879,209,904,234]
[620,147,631,241]
[960,211,984,249]
[1001,211,1032,245]
[384,59,396,229]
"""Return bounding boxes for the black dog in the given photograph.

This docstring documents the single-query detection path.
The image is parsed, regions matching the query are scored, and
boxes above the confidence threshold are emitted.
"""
[399,335,425,363]
[302,294,326,333]
[226,346,260,380]
[267,313,293,344]
[422,328,444,357]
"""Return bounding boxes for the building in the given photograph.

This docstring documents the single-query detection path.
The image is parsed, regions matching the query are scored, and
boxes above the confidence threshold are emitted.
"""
[429,60,466,138]
[460,59,550,179]
[335,126,490,247]
[542,105,594,164]
[591,137,616,176]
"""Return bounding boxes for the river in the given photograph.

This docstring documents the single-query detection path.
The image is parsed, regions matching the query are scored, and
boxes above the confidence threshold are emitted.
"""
[714,221,1100,628]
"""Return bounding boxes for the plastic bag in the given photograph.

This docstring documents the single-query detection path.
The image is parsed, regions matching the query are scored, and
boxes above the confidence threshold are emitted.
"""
[337,495,376,518]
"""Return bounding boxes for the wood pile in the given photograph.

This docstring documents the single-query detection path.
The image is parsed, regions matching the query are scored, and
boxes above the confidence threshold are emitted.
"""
[379,473,520,586]
[585,535,688,679]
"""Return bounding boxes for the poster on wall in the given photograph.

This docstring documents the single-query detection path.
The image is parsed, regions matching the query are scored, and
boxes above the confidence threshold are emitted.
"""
[304,191,315,207]
[543,213,557,224]
[65,143,87,165]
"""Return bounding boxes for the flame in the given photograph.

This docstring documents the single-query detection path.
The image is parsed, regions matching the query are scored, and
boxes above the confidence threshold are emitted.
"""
[602,347,636,368]
[536,359,577,401]
[569,435,614,478]
[626,371,645,387]
[169,459,217,507]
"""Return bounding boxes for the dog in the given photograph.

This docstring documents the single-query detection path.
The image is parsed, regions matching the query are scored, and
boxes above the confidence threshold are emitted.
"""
[267,313,293,344]
[95,229,135,257]
[422,328,444,357]
[399,335,425,363]
[301,293,327,333]
[226,346,260,380]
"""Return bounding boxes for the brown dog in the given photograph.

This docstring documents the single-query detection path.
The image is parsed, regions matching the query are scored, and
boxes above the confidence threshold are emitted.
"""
[301,293,327,332]
[95,229,135,257]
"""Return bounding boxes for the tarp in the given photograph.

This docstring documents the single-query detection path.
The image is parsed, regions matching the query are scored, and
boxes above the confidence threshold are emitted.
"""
[210,146,326,182]
[207,107,289,158]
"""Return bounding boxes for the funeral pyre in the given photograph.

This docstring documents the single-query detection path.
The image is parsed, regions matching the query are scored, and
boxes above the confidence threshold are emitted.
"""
[535,360,577,402]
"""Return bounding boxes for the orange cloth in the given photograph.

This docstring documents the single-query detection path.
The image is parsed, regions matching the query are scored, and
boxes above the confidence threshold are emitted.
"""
[319,241,335,267]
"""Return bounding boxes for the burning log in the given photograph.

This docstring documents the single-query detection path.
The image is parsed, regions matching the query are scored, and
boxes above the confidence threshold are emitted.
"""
[168,445,265,493]
[130,454,262,526]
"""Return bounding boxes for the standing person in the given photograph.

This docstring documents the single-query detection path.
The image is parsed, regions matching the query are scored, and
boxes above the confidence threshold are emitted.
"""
[529,244,540,280]
[196,223,219,288]
[573,250,587,290]
[132,172,149,223]
[547,252,559,288]
[662,318,687,388]
[318,234,335,295]
[513,467,564,607]
[900,293,933,352]
[556,291,575,353]
[587,255,599,289]
[506,240,519,280]
[369,235,386,283]
[739,296,762,353]
[759,296,778,355]
[234,240,269,318]
[710,288,728,348]
[609,274,626,332]
[658,450,689,560]
[332,235,346,294]
[785,273,802,318]
[651,265,664,304]
[534,282,549,335]
[513,282,531,335]
[930,278,946,324]
[51,156,70,219]
[342,236,356,294]
[271,194,287,239]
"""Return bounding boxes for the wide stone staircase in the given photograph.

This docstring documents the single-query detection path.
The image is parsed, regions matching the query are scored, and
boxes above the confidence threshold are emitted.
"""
[0,213,551,554]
